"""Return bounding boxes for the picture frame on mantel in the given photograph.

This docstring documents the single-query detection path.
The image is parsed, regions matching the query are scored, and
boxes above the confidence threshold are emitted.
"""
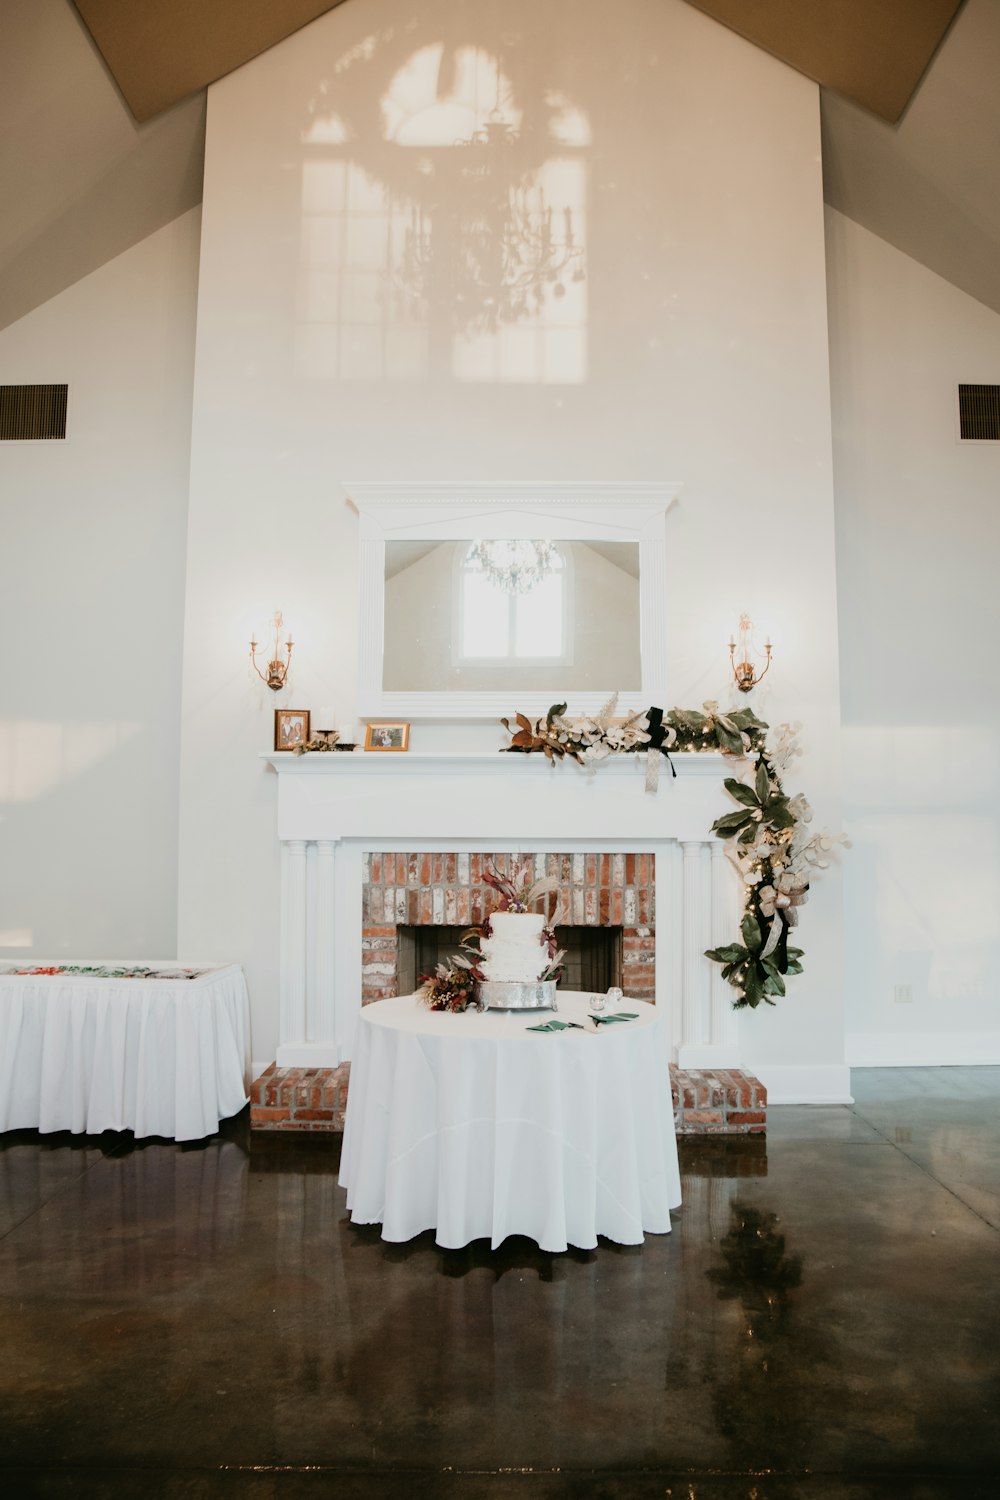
[274,708,310,751]
[364,721,410,752]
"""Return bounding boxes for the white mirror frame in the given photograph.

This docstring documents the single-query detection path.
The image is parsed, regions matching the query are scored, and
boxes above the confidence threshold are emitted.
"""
[348,481,681,720]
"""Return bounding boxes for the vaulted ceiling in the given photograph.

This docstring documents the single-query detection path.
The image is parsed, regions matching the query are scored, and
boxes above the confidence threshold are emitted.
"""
[3,0,997,331]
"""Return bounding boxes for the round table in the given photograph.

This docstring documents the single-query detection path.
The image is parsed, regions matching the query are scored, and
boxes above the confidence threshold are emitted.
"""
[339,990,681,1252]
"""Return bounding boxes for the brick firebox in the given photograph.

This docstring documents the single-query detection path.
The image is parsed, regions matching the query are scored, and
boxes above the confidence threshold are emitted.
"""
[361,850,656,1004]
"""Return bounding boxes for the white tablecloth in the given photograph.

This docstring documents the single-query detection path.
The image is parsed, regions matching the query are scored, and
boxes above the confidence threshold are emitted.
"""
[340,990,681,1252]
[0,964,251,1141]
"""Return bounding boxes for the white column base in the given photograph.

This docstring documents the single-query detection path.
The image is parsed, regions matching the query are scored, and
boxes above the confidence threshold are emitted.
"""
[677,1042,742,1069]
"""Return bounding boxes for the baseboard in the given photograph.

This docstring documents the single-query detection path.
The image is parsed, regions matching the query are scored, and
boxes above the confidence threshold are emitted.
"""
[748,1062,853,1105]
[846,1031,1000,1067]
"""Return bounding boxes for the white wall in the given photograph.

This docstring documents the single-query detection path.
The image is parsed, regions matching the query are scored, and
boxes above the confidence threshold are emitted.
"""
[826,207,1000,1065]
[0,209,200,959]
[179,0,845,1095]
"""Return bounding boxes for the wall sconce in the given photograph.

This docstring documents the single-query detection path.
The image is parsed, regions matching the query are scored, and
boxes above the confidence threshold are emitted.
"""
[729,614,772,693]
[250,611,293,691]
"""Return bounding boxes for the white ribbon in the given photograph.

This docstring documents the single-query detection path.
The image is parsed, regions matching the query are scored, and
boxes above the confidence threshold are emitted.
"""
[761,913,783,960]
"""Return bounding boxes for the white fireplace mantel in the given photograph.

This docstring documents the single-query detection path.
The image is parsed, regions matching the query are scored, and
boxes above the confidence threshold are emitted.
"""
[263,750,744,1073]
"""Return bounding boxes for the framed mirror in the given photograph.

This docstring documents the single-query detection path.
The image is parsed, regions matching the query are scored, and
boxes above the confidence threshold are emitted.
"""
[349,482,680,719]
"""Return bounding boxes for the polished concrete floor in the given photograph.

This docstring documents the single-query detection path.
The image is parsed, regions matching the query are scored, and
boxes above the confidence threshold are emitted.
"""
[0,1068,997,1499]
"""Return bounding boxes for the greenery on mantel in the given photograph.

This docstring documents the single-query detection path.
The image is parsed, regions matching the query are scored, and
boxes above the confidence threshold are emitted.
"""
[501,699,848,1010]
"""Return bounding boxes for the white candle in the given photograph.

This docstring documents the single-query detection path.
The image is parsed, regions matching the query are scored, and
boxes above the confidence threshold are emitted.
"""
[314,705,337,731]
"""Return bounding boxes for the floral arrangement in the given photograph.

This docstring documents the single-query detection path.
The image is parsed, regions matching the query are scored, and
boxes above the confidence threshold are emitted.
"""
[418,859,565,1011]
[417,960,481,1013]
[502,697,653,764]
[705,722,848,1009]
[499,702,846,1010]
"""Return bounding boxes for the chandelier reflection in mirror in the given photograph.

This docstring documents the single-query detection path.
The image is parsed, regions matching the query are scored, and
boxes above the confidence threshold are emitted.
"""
[397,73,586,332]
[467,539,556,595]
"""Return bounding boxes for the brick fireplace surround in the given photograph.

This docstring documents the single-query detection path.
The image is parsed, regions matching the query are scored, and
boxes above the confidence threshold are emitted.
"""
[361,850,656,1004]
[250,847,766,1136]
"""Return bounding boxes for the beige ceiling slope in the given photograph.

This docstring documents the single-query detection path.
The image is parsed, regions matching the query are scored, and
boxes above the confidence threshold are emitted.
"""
[682,0,962,122]
[0,0,204,332]
[73,0,349,122]
[822,0,1000,315]
[74,0,961,126]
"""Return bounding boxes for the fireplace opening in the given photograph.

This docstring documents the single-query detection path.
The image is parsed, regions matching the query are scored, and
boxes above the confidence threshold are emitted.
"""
[396,924,623,996]
[362,851,655,1005]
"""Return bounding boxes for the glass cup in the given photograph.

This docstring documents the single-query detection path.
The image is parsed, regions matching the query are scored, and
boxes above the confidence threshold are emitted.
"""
[588,992,606,1014]
[606,986,624,1012]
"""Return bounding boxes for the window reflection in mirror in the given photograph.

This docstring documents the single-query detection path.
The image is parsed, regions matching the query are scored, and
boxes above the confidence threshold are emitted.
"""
[382,539,640,692]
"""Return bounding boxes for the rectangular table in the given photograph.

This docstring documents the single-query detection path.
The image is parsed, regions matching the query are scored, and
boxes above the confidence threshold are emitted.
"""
[340,990,682,1252]
[0,963,251,1141]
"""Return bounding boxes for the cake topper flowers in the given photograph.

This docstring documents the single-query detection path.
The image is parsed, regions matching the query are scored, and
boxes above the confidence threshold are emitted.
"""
[482,858,559,914]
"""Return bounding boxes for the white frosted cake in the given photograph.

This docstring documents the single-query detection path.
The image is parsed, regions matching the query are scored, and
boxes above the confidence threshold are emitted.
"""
[479,912,549,982]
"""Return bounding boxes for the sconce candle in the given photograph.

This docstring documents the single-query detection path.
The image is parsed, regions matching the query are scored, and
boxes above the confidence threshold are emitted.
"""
[315,706,337,731]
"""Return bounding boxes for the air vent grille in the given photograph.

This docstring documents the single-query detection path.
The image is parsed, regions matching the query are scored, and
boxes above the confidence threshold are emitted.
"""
[0,384,68,441]
[958,384,1000,441]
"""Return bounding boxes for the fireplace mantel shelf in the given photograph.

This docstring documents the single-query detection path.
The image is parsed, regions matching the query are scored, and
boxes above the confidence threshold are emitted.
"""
[263,750,730,778]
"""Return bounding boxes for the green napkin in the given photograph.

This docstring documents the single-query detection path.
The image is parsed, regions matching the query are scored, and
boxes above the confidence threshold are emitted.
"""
[590,1012,640,1026]
[526,1020,586,1033]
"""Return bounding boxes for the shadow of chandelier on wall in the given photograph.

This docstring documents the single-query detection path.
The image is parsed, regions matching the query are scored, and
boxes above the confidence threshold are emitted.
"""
[395,109,586,334]
[303,36,588,339]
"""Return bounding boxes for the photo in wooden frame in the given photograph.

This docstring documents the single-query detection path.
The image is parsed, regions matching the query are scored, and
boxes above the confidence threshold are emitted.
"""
[274,708,310,751]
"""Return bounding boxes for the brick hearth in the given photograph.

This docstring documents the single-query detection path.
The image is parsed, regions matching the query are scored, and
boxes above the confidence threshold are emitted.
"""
[249,1062,766,1135]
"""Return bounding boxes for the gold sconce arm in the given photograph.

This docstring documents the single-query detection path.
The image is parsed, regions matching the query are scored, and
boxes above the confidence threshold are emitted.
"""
[728,616,773,694]
[250,612,294,691]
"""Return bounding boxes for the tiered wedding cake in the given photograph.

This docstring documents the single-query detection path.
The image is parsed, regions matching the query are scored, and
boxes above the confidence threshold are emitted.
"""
[479,912,549,981]
[477,911,557,1010]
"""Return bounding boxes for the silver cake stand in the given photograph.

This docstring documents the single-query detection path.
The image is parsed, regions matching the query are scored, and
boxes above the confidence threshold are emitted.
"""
[476,980,558,1012]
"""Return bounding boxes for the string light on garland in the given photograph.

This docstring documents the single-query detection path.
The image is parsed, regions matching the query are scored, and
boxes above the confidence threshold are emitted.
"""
[468,538,556,595]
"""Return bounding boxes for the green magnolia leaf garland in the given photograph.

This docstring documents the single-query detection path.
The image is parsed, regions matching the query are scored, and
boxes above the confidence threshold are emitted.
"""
[501,702,848,1011]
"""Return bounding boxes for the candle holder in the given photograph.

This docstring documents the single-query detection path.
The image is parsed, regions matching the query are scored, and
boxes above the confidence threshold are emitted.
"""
[728,614,773,693]
[250,611,293,691]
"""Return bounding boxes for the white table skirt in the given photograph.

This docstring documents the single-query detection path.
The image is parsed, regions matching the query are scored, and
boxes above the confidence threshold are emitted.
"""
[340,990,682,1253]
[0,964,251,1141]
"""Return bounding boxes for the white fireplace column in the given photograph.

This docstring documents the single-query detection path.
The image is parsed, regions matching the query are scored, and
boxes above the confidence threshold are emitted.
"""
[277,836,341,1067]
[676,838,740,1069]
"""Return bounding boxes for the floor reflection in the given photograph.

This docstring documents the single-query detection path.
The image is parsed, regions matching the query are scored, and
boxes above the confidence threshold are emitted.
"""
[0,1074,998,1491]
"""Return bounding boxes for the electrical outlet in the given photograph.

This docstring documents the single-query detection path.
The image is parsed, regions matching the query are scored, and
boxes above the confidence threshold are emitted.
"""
[893,984,913,1005]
